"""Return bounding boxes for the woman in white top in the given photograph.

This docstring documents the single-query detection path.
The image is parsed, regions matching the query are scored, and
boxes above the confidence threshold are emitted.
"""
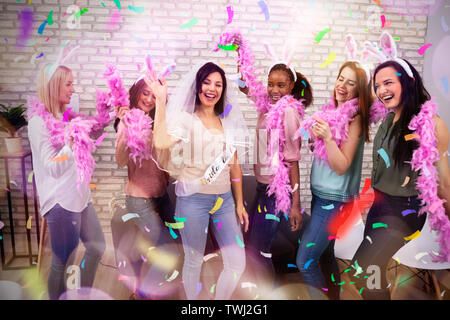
[150,61,250,300]
[28,64,106,300]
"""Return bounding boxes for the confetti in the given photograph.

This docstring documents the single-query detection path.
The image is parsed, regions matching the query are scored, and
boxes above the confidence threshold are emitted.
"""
[28,170,34,183]
[236,235,245,248]
[414,252,428,260]
[372,222,388,229]
[322,288,328,291]
[300,208,306,215]
[164,221,184,229]
[306,243,316,248]
[395,72,402,77]
[235,78,246,88]
[442,16,449,32]
[95,133,107,146]
[179,18,198,29]
[0,221,4,230]
[219,104,232,118]
[168,226,178,239]
[304,258,314,270]
[265,214,280,222]
[241,282,257,289]
[441,77,449,94]
[377,148,390,168]
[359,288,364,294]
[299,128,309,141]
[314,28,331,44]
[319,52,336,68]
[121,213,139,222]
[47,10,54,25]
[257,1,270,21]
[128,5,144,13]
[18,8,33,46]
[50,154,69,162]
[401,176,410,187]
[113,0,121,11]
[401,209,416,216]
[404,134,419,141]
[231,178,240,182]
[4,188,10,192]
[417,43,432,56]
[196,282,202,296]
[361,178,371,195]
[209,284,216,293]
[166,270,179,282]
[287,264,297,268]
[37,21,47,35]
[63,107,72,122]
[144,226,150,232]
[107,8,121,30]
[292,183,299,193]
[366,235,373,244]
[203,253,218,262]
[404,230,421,241]
[209,197,224,214]
[101,2,105,7]
[226,5,234,24]
[217,44,239,51]
[441,290,446,297]
[74,8,88,19]
[260,251,272,258]
[26,216,32,229]
[216,221,223,230]
[89,184,98,189]
[174,216,187,222]
[328,235,339,240]
[321,204,334,210]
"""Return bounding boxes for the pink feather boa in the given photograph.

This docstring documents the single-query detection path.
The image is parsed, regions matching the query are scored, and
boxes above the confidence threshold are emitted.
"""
[121,108,153,167]
[26,63,127,186]
[409,99,450,262]
[265,95,306,214]
[215,29,306,214]
[294,97,388,164]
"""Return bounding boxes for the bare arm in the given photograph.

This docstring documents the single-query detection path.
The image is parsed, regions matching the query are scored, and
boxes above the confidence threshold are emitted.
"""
[230,152,249,232]
[434,117,450,218]
[288,161,303,231]
[313,115,363,176]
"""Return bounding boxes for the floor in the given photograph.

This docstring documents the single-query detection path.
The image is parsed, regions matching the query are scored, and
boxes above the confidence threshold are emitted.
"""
[0,231,448,300]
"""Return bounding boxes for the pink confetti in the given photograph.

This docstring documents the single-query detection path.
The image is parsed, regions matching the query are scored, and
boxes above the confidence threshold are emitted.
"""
[328,235,340,240]
[63,107,72,122]
[95,133,107,146]
[226,6,234,24]
[45,37,50,42]
[141,254,147,262]
[381,15,386,28]
[231,178,240,182]
[216,221,223,230]
[144,226,150,232]
[107,8,122,30]
[418,43,432,56]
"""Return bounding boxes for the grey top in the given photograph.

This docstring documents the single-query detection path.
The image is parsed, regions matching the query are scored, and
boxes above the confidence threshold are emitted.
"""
[371,112,419,197]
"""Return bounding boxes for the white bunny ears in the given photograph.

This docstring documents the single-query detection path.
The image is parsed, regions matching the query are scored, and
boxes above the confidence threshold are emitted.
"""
[361,31,414,78]
[46,41,80,81]
[264,41,298,82]
[344,34,372,83]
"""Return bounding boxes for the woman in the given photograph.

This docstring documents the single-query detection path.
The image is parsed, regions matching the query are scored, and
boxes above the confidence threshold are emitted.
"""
[216,31,312,297]
[114,76,181,299]
[350,58,450,300]
[150,61,250,300]
[28,64,106,300]
[296,61,373,300]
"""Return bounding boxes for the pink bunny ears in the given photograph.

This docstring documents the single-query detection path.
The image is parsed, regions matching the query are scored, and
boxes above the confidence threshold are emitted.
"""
[344,34,372,83]
[133,54,176,85]
[264,41,298,82]
[361,31,414,78]
[46,41,80,81]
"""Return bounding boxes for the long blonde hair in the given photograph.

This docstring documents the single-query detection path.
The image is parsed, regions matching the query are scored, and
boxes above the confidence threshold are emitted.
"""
[37,64,72,118]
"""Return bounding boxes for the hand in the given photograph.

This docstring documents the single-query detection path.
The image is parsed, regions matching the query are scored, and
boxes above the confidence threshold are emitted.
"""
[289,206,303,232]
[149,78,167,103]
[311,116,333,142]
[236,203,249,233]
[116,106,130,120]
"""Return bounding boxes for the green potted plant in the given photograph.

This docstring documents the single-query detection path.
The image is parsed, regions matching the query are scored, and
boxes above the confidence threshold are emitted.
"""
[0,103,28,153]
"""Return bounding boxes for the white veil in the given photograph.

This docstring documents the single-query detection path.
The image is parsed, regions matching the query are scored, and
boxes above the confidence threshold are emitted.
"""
[161,60,251,193]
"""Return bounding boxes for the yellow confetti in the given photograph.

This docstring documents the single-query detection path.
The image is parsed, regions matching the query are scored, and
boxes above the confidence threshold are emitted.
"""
[50,154,69,162]
[404,230,421,241]
[404,134,420,141]
[27,170,34,183]
[319,52,336,68]
[393,256,401,264]
[209,197,224,214]
[401,176,410,187]
[89,184,98,189]
[258,205,261,213]
[26,216,32,229]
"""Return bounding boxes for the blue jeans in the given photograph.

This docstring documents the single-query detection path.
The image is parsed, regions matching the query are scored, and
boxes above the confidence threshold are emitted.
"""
[45,202,106,300]
[176,190,246,300]
[296,194,343,299]
[125,194,182,298]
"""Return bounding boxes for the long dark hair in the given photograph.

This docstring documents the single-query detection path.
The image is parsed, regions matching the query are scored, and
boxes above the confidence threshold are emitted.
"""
[268,63,313,107]
[333,61,373,142]
[113,78,155,132]
[194,62,227,116]
[373,59,431,167]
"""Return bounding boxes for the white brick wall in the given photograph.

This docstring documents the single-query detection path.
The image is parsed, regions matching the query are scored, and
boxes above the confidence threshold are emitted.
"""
[0,0,429,234]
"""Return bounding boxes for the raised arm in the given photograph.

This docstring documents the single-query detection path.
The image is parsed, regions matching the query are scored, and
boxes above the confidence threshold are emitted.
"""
[434,117,450,218]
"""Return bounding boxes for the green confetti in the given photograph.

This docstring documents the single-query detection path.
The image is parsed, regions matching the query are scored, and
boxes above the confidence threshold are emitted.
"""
[331,273,335,282]
[337,281,345,285]
[314,28,331,43]
[113,0,121,11]
[74,8,88,19]
[164,221,184,229]
[306,243,316,247]
[359,287,364,294]
[179,17,198,29]
[218,44,239,51]
[47,10,54,25]
[372,222,388,229]
[210,284,216,293]
[344,268,352,273]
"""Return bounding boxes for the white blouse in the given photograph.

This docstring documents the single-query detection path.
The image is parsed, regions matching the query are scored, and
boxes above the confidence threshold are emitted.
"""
[28,116,91,216]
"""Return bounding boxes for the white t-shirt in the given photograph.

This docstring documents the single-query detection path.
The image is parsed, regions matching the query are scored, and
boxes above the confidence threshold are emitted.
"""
[28,116,91,216]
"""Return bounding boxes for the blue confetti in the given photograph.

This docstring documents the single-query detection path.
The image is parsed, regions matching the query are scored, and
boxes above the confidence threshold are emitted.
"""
[38,21,47,35]
[304,258,314,270]
[377,148,390,168]
[121,213,139,222]
[441,77,449,94]
[168,226,178,239]
[300,128,309,141]
[321,204,334,210]
[287,264,297,268]
[401,209,416,216]
[257,1,270,21]
[196,282,202,296]
[219,104,232,118]
[81,258,85,269]
[235,78,246,88]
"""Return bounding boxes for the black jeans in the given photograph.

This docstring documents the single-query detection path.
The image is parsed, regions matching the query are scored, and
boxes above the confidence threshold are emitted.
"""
[350,189,426,300]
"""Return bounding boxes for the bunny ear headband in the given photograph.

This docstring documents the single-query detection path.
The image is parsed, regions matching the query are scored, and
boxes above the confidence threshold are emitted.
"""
[361,31,414,78]
[46,41,80,81]
[133,54,176,85]
[264,41,298,82]
[344,34,372,83]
